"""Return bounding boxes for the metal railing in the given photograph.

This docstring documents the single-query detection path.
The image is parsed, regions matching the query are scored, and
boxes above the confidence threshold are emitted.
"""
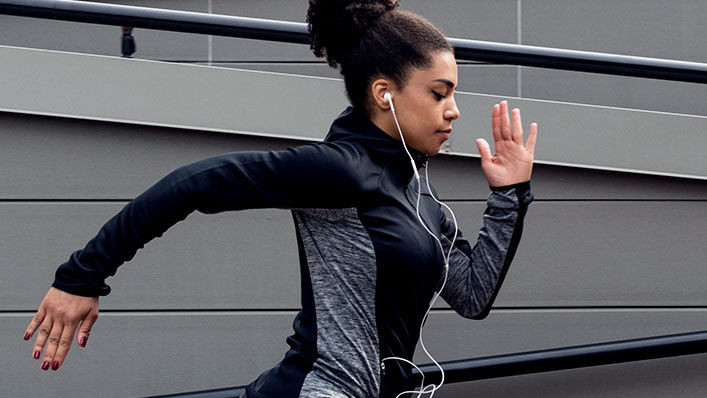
[150,330,707,397]
[411,329,707,384]
[2,0,707,84]
[3,1,705,396]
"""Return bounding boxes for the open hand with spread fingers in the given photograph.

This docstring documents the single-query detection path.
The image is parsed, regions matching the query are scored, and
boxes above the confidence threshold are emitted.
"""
[475,100,537,187]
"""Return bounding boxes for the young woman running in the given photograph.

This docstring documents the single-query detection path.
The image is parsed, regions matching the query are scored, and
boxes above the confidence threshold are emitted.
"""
[24,1,537,397]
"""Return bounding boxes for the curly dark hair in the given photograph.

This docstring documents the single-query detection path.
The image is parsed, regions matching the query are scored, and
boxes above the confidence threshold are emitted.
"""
[307,0,453,114]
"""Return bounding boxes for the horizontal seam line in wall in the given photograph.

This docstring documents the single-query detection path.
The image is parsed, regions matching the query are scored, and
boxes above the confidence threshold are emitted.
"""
[4,306,707,315]
[491,306,707,310]
[169,60,325,64]
[163,60,493,65]
[2,199,706,203]
[439,198,707,202]
[0,199,133,203]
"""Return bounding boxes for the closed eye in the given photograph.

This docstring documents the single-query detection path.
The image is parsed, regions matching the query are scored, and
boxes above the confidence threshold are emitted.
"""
[432,90,444,101]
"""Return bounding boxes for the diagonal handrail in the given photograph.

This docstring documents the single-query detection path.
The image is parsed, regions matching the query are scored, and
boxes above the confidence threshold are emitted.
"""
[1,0,707,83]
[149,330,707,397]
[411,329,707,384]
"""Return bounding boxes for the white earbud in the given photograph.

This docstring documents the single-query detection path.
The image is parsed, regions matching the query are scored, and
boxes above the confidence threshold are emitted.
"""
[385,91,417,180]
[384,92,395,113]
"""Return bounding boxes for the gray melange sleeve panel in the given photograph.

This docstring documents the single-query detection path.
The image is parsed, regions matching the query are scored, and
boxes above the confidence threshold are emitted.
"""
[293,208,381,398]
[440,188,521,319]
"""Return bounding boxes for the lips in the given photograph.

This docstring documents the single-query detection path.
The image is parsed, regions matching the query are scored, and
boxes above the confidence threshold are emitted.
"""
[436,128,452,139]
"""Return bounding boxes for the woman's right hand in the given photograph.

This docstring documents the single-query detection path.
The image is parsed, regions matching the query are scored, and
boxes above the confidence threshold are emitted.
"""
[23,287,99,371]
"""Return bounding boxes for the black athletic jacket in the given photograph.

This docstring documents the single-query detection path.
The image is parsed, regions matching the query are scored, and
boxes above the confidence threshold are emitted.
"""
[53,106,533,397]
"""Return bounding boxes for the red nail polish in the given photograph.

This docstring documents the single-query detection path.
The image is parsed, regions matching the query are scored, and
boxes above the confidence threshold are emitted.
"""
[41,361,50,370]
[51,361,59,371]
[79,337,86,347]
[33,351,40,359]
[24,332,31,340]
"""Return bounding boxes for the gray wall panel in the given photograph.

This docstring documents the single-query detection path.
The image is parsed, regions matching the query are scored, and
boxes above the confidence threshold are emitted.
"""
[1,3,705,397]
[3,310,705,397]
[451,93,707,179]
[457,65,518,97]
[521,67,707,117]
[3,112,707,201]
[209,62,340,79]
[403,0,518,44]
[3,46,706,178]
[3,312,293,398]
[211,37,314,63]
[2,201,704,310]
[453,201,707,307]
[428,154,707,200]
[0,45,349,142]
[0,1,209,61]
[520,0,707,115]
[206,63,520,98]
[0,204,300,311]
[0,113,301,199]
[211,0,519,62]
[2,0,705,115]
[522,0,707,61]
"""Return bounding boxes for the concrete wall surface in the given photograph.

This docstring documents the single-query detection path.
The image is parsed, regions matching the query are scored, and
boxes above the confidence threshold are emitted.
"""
[1,112,705,396]
[1,0,705,115]
[2,46,706,180]
[0,8,705,398]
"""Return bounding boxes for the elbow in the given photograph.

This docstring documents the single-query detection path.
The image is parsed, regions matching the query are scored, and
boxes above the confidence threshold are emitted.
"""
[461,292,495,320]
[469,306,492,320]
[456,302,492,320]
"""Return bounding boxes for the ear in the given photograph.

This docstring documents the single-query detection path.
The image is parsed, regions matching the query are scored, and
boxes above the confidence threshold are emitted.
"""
[370,78,392,111]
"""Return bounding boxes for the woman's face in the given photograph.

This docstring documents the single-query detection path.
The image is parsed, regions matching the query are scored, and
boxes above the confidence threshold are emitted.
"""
[388,50,460,156]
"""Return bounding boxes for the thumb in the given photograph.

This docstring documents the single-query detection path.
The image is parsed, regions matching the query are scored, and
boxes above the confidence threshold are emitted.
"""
[476,138,492,163]
[76,310,98,348]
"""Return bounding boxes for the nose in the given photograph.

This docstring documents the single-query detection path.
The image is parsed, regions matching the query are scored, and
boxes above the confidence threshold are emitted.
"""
[445,96,460,121]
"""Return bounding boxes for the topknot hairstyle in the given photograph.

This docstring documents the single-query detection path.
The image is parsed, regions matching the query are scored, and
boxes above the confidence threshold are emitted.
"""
[307,0,453,114]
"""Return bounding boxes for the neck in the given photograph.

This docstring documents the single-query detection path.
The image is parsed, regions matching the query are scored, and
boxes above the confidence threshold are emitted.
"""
[369,108,402,144]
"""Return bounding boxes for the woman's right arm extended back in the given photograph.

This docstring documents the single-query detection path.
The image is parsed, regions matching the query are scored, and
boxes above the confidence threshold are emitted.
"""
[23,142,369,371]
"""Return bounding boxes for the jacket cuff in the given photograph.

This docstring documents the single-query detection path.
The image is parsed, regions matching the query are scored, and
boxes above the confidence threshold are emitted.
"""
[52,254,111,297]
[51,280,104,297]
[490,180,534,208]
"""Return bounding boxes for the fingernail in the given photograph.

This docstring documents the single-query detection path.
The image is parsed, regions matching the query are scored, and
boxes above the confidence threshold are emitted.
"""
[33,350,41,359]
[51,361,59,371]
[41,361,50,370]
[79,337,86,347]
[23,332,31,340]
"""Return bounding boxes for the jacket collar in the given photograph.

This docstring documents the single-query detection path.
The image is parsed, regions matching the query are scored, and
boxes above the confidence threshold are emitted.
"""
[324,106,428,182]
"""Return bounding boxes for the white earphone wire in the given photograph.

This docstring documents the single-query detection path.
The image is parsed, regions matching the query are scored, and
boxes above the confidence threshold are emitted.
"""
[381,93,459,397]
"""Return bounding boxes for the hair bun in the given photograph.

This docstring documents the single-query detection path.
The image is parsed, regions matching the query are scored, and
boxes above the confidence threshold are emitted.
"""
[308,0,400,67]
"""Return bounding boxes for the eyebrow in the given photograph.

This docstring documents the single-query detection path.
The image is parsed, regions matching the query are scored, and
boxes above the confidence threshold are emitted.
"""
[433,79,455,88]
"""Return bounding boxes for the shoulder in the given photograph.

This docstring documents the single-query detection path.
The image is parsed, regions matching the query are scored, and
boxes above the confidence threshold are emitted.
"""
[287,140,381,186]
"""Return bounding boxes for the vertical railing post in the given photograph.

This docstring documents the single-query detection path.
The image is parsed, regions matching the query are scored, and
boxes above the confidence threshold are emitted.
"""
[121,26,135,57]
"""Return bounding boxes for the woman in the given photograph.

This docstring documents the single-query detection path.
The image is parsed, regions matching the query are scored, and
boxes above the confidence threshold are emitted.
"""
[23,1,537,397]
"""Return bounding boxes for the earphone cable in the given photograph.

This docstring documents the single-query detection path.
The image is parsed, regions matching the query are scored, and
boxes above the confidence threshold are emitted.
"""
[383,94,459,397]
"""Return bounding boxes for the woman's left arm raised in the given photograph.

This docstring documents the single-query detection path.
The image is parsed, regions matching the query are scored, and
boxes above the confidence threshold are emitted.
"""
[440,100,536,319]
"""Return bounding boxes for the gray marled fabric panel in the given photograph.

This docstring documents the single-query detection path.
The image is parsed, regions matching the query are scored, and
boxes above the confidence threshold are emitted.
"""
[293,208,381,398]
[441,189,520,318]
